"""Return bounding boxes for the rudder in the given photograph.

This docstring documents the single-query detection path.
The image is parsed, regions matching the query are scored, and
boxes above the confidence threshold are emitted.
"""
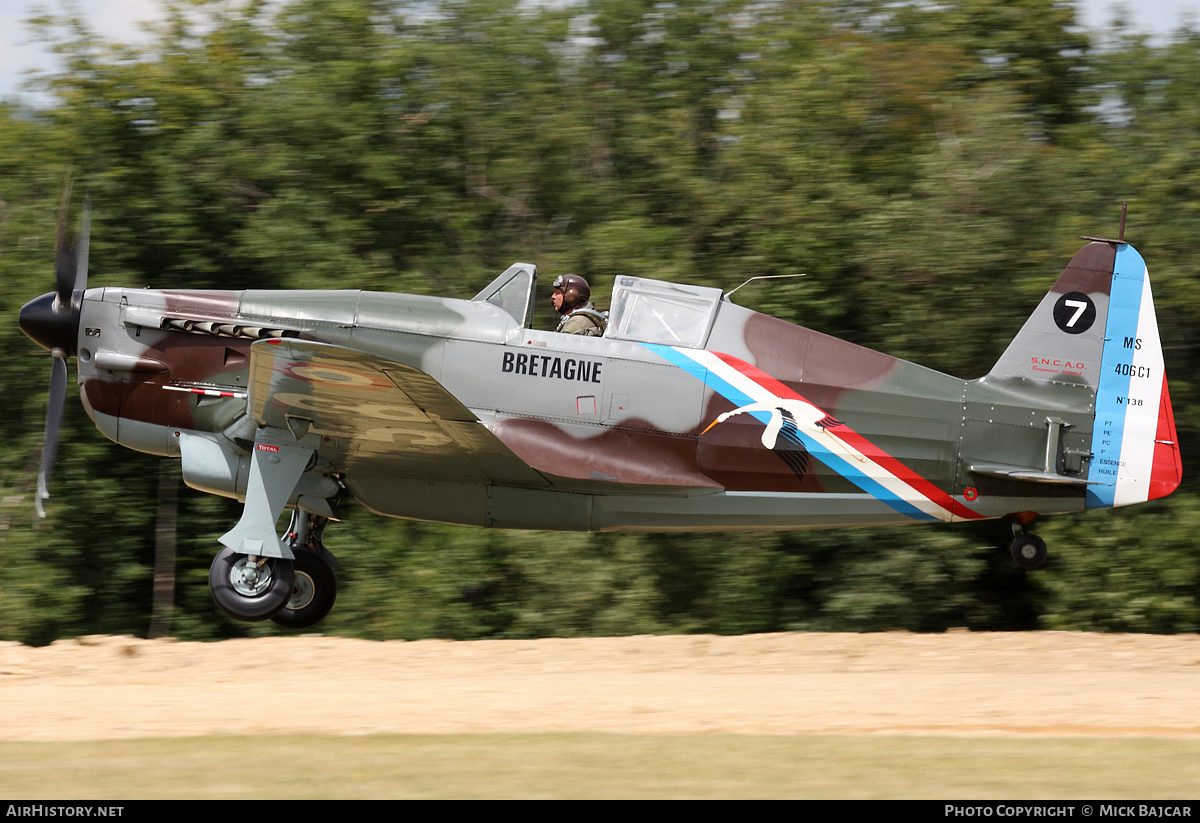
[1085,244,1181,507]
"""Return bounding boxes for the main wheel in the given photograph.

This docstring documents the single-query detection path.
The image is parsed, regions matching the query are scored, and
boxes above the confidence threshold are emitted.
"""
[270,547,338,630]
[209,547,295,622]
[1010,534,1048,570]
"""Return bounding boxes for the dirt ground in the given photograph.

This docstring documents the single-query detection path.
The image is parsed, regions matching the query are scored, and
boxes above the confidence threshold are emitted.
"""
[1,632,1198,742]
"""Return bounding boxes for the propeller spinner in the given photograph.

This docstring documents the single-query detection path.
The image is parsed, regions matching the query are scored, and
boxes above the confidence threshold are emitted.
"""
[19,195,90,517]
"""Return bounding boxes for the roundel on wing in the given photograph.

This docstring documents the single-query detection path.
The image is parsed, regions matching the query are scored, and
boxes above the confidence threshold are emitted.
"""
[287,364,391,389]
[1052,292,1096,335]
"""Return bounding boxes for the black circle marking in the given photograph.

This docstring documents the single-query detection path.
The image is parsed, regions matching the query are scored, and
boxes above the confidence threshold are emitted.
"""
[1053,292,1096,334]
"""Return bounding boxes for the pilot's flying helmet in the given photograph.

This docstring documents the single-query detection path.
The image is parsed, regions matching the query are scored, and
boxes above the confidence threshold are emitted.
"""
[552,273,590,311]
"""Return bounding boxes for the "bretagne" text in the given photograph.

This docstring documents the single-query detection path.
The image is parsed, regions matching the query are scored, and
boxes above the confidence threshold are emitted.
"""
[501,352,603,383]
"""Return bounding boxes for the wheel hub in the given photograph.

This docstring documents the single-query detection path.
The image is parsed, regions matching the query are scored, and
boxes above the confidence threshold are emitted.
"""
[288,571,316,610]
[229,557,274,597]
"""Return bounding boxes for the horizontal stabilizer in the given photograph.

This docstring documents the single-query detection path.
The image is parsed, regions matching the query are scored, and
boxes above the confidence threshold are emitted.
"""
[967,463,1099,487]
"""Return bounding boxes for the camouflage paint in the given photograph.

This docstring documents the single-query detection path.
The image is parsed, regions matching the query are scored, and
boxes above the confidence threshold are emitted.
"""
[45,242,1179,536]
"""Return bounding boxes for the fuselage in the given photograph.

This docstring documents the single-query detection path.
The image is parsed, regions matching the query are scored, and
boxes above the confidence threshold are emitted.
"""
[62,269,1109,533]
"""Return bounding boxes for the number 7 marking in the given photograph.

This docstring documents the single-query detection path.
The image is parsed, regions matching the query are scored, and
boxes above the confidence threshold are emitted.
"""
[1063,299,1088,327]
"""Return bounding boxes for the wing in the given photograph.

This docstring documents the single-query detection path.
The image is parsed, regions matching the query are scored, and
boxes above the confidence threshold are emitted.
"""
[246,338,548,487]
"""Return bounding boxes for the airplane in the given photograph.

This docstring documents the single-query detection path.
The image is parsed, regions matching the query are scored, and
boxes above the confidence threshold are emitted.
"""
[19,201,1182,629]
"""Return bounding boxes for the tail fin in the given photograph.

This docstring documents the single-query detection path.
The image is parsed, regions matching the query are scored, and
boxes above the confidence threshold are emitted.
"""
[988,241,1181,507]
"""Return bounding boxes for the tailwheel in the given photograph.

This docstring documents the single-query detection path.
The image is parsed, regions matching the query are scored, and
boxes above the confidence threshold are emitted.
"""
[1010,533,1048,570]
[209,547,295,622]
[271,547,338,629]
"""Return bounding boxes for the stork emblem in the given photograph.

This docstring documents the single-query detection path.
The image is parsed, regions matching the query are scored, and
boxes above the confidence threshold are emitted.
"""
[702,399,849,480]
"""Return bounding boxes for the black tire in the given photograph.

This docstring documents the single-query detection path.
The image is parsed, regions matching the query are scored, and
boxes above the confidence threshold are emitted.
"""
[270,547,338,629]
[209,546,295,622]
[1010,534,1048,570]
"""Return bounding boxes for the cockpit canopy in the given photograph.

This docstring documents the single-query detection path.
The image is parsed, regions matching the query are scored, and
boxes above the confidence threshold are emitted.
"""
[605,276,721,349]
[471,263,538,328]
[472,264,722,349]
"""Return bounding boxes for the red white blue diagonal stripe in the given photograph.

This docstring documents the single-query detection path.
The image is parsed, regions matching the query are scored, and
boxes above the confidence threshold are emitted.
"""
[642,344,983,522]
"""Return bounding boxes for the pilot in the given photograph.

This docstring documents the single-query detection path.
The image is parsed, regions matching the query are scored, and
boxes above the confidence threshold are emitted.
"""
[551,274,607,336]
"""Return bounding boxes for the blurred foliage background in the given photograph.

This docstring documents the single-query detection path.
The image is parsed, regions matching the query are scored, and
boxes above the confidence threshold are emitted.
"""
[1,0,1198,643]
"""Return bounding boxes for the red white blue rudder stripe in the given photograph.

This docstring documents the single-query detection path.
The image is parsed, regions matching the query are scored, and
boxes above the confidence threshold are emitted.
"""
[1087,245,1181,508]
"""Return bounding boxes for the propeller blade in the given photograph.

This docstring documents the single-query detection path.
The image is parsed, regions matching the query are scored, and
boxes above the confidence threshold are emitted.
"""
[33,178,88,517]
[36,356,68,518]
[74,197,90,295]
[53,174,75,308]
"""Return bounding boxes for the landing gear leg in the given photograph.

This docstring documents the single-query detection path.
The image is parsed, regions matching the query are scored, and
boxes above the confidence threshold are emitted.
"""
[218,427,318,561]
[271,509,339,630]
[210,427,320,622]
[1010,521,1048,570]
